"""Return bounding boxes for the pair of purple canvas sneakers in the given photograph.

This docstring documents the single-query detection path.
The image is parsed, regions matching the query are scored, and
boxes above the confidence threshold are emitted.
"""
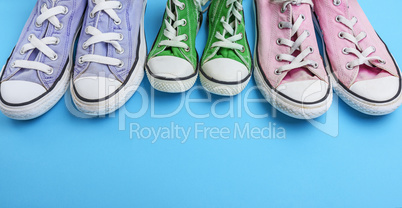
[0,0,147,120]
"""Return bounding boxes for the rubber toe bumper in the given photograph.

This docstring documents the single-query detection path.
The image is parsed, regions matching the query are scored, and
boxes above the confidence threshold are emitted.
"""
[0,80,46,104]
[73,76,122,100]
[277,80,329,103]
[349,76,400,102]
[200,58,251,96]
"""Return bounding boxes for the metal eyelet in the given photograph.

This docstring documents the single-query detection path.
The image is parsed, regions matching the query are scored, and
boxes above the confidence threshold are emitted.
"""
[308,46,314,53]
[11,62,16,68]
[342,47,348,54]
[119,33,124,41]
[346,62,353,70]
[35,22,42,27]
[90,13,95,18]
[275,55,281,61]
[241,46,245,53]
[379,60,387,64]
[334,0,341,6]
[182,19,187,26]
[55,38,60,45]
[371,46,376,52]
[78,56,84,64]
[82,43,88,49]
[239,33,243,39]
[47,68,54,75]
[118,3,123,9]
[63,6,69,14]
[20,48,25,55]
[183,34,188,41]
[278,22,283,29]
[50,54,58,61]
[185,47,190,52]
[338,32,345,39]
[305,30,310,37]
[55,23,63,30]
[335,15,341,22]
[179,3,186,10]
[276,39,282,45]
[118,61,124,68]
[28,34,34,41]
[300,14,305,20]
[114,19,122,25]
[281,7,286,13]
[313,62,319,69]
[85,27,90,34]
[274,69,282,75]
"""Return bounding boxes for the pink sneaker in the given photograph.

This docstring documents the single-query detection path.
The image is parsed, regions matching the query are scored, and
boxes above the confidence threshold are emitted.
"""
[254,0,332,119]
[314,0,402,115]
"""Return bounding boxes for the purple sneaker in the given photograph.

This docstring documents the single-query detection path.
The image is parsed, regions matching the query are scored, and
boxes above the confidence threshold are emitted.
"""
[0,0,86,120]
[71,0,147,116]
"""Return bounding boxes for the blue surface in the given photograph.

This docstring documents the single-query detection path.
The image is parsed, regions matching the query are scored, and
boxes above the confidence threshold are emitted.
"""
[1,0,402,207]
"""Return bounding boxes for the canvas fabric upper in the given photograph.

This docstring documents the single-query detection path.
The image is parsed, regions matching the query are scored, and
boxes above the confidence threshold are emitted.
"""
[255,0,328,88]
[201,0,252,71]
[147,0,201,70]
[314,0,400,88]
[74,0,145,83]
[1,0,86,89]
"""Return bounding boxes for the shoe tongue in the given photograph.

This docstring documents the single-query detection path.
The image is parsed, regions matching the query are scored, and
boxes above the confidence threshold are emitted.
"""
[93,10,114,58]
[354,64,392,83]
[84,3,119,78]
[213,6,244,65]
[161,1,180,55]
[279,3,318,84]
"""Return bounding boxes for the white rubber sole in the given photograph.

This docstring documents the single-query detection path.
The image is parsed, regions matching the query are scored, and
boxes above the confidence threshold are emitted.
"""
[252,0,332,119]
[71,0,147,116]
[312,12,402,116]
[199,71,250,96]
[146,69,198,93]
[0,25,81,120]
[325,57,402,116]
[254,62,333,119]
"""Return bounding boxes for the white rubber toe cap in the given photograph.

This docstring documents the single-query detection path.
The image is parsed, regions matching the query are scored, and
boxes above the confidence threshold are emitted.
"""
[0,80,46,104]
[202,58,249,83]
[74,76,122,100]
[148,56,195,79]
[277,80,329,103]
[350,76,400,101]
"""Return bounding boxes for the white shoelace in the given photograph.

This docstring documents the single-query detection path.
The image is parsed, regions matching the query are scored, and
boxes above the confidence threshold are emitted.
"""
[159,0,209,50]
[12,3,68,75]
[211,0,244,51]
[336,15,386,70]
[274,0,318,75]
[79,0,124,67]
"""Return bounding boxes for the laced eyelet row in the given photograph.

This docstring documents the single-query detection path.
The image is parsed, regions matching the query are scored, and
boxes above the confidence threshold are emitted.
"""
[35,4,67,30]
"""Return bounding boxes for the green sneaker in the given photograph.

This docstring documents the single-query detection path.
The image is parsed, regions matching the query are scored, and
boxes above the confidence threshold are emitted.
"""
[200,0,252,96]
[146,0,205,93]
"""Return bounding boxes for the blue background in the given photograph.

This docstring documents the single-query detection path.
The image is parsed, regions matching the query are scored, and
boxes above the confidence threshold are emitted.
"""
[1,0,402,207]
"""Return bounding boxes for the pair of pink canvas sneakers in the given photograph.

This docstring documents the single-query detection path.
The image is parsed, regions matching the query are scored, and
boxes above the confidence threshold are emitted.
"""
[254,0,401,119]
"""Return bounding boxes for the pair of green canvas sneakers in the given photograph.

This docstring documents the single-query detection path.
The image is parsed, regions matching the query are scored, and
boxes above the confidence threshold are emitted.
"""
[146,0,252,96]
